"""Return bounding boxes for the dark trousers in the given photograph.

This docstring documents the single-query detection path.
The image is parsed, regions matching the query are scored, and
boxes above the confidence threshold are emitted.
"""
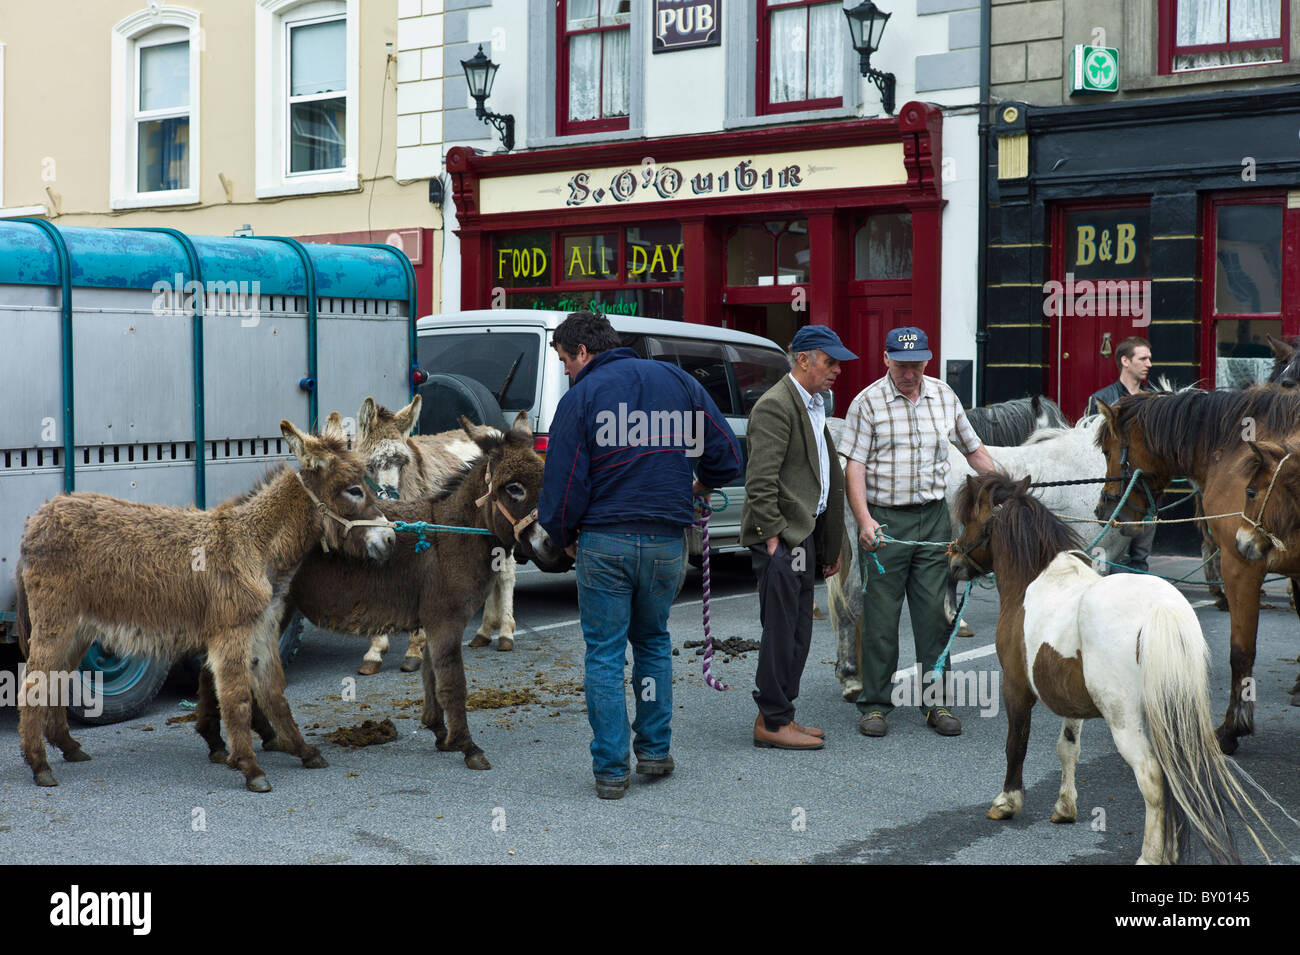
[751,534,815,730]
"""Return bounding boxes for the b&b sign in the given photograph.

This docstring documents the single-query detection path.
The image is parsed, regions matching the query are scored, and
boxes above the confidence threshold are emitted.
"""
[653,0,720,53]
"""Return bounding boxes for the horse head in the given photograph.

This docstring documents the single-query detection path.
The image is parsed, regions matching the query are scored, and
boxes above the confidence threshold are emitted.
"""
[282,418,396,563]
[1266,336,1300,390]
[1093,396,1168,537]
[356,394,422,500]
[1234,439,1300,566]
[465,412,573,573]
[949,472,1033,584]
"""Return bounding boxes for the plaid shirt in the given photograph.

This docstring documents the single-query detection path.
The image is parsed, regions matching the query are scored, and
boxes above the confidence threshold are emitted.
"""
[836,374,981,507]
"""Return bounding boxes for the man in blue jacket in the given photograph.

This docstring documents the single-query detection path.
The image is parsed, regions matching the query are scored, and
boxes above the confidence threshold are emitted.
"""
[539,311,742,799]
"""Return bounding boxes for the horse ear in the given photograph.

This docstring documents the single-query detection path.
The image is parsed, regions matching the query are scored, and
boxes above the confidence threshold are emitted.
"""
[1268,335,1295,362]
[393,394,421,439]
[1016,475,1032,496]
[1095,400,1117,428]
[357,397,378,440]
[511,409,533,439]
[281,419,326,470]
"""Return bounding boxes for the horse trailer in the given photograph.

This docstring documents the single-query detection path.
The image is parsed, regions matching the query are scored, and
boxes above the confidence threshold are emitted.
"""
[0,220,416,723]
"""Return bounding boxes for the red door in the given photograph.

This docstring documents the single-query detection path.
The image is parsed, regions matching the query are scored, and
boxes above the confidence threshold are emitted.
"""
[838,294,914,411]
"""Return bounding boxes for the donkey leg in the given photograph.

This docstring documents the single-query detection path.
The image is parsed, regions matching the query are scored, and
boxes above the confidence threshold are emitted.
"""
[1288,579,1300,706]
[427,625,489,769]
[827,557,863,701]
[1217,563,1263,754]
[195,664,230,763]
[247,624,326,769]
[419,639,446,743]
[1109,721,1169,865]
[1051,719,1084,823]
[19,627,71,786]
[989,685,1035,820]
[41,629,93,764]
[468,581,497,649]
[359,634,388,676]
[208,640,271,792]
[401,629,426,672]
[494,561,516,651]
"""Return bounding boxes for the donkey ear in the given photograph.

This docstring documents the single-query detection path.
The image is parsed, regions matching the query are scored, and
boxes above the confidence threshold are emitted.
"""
[393,394,422,439]
[357,397,379,440]
[282,419,326,470]
[322,411,345,442]
[510,409,533,439]
[461,415,503,453]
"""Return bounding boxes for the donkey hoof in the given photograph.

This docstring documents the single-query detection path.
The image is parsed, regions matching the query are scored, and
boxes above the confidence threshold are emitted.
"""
[957,622,974,638]
[262,737,292,753]
[64,748,92,763]
[209,748,229,764]
[302,753,328,769]
[467,634,491,649]
[464,751,491,770]
[400,656,421,673]
[987,804,1016,820]
[1050,810,1077,824]
[34,770,59,787]
[358,660,382,676]
[496,637,514,652]
[246,775,272,793]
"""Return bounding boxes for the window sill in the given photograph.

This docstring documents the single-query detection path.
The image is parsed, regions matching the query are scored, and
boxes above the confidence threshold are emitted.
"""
[0,205,50,218]
[255,173,360,199]
[110,190,201,211]
[725,105,863,130]
[527,127,646,150]
[1126,59,1296,92]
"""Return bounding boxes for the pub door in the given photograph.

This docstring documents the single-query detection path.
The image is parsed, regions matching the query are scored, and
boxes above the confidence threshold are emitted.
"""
[840,293,914,407]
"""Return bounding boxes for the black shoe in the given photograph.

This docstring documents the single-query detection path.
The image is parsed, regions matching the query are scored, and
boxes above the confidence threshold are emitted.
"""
[635,753,675,776]
[926,707,962,736]
[858,711,888,737]
[595,776,630,799]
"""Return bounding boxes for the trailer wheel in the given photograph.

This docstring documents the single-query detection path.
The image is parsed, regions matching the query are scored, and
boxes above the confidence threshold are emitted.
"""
[68,642,170,725]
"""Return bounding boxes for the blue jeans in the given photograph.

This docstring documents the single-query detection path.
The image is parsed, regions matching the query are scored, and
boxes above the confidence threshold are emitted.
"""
[576,530,683,781]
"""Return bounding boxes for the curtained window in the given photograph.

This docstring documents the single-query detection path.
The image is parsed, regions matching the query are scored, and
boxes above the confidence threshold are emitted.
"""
[559,0,630,134]
[1162,0,1288,72]
[288,17,346,173]
[135,39,190,192]
[759,0,842,114]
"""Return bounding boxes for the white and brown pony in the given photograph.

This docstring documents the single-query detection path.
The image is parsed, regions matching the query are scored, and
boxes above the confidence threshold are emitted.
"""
[949,472,1270,864]
[353,395,519,674]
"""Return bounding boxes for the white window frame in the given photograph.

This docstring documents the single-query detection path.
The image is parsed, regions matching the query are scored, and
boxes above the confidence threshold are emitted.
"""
[255,0,359,199]
[110,6,201,210]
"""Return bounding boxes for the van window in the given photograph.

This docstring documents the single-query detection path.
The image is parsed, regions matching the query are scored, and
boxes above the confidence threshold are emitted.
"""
[732,344,790,414]
[646,336,737,415]
[418,331,542,411]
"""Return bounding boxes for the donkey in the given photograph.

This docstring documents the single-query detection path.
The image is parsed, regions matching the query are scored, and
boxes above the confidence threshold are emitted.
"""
[353,394,519,674]
[195,412,570,771]
[14,420,395,792]
[950,473,1273,865]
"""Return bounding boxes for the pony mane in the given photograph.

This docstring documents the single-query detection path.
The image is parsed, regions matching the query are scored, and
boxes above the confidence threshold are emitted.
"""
[955,472,1083,581]
[965,396,1069,447]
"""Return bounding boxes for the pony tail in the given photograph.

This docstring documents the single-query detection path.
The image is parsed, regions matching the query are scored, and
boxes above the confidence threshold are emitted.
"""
[1139,604,1275,864]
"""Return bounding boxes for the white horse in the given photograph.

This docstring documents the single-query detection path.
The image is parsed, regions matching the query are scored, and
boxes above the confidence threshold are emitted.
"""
[826,416,1131,700]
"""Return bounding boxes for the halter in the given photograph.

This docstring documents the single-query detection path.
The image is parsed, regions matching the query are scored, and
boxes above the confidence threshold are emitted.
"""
[948,498,1002,577]
[474,460,540,544]
[363,474,397,501]
[1239,451,1293,554]
[1098,436,1159,524]
[295,473,393,553]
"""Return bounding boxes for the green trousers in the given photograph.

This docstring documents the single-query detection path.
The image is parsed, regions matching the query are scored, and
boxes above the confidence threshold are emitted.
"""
[856,500,953,715]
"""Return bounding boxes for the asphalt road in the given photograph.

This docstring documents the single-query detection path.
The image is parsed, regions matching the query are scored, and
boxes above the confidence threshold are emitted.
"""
[0,553,1297,865]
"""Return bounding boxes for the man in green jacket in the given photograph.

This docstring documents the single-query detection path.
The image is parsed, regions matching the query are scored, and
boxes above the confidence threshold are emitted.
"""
[740,325,853,750]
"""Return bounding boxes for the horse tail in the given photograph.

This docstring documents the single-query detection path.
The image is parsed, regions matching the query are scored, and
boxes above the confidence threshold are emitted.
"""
[1139,603,1275,864]
[14,559,31,659]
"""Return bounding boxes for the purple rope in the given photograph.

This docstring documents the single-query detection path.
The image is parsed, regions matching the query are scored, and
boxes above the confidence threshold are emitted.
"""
[693,498,728,691]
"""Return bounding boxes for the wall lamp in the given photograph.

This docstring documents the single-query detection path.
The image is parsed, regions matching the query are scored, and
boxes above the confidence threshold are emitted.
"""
[844,1,897,116]
[460,44,515,152]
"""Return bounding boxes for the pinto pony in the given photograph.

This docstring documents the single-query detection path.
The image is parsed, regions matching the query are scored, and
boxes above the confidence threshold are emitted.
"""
[949,472,1270,865]
[15,420,395,792]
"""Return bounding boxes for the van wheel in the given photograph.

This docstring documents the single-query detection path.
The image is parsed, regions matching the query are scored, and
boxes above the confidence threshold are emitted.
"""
[68,642,170,725]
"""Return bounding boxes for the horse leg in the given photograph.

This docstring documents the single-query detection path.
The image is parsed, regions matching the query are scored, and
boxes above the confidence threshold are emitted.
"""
[1288,579,1300,707]
[419,637,446,744]
[247,622,326,769]
[426,623,489,770]
[401,629,426,672]
[1051,719,1084,823]
[946,590,974,638]
[1108,720,1169,864]
[207,636,271,792]
[359,634,388,675]
[1218,560,1264,754]
[989,683,1035,820]
[828,546,863,701]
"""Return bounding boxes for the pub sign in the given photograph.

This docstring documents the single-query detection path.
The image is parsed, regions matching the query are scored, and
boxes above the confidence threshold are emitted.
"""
[653,0,721,53]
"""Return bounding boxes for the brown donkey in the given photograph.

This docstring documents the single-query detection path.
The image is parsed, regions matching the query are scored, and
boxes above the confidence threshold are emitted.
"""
[353,394,519,674]
[196,413,570,770]
[15,420,396,792]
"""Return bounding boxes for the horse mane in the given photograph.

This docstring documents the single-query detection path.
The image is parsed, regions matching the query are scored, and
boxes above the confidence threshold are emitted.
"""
[955,472,1083,583]
[1095,388,1300,474]
[965,396,1069,447]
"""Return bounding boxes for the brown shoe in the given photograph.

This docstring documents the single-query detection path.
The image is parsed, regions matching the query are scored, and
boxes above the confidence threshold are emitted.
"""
[926,707,962,736]
[790,721,824,739]
[753,715,823,750]
[858,711,887,737]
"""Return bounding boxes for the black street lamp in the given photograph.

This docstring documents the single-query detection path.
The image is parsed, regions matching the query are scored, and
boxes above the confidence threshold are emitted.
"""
[460,44,515,152]
[844,1,897,116]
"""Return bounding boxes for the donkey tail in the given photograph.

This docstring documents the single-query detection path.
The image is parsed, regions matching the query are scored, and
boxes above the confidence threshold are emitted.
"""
[13,560,31,659]
[1139,602,1276,864]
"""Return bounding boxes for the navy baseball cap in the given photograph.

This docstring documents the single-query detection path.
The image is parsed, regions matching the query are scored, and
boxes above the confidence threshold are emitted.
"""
[789,325,857,361]
[885,326,932,361]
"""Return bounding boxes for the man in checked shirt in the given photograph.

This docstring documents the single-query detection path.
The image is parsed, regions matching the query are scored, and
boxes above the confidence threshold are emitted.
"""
[837,327,996,739]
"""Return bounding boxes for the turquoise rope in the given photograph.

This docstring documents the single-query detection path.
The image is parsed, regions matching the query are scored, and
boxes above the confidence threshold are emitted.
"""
[933,579,975,678]
[392,519,494,554]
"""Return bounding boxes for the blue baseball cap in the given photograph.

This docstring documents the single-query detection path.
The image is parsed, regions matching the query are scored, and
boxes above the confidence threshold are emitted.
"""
[885,326,932,361]
[789,325,857,361]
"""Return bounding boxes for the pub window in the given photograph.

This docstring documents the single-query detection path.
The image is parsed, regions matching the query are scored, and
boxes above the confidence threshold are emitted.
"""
[1211,198,1285,387]
[1158,0,1288,73]
[757,0,843,114]
[558,0,631,135]
[854,214,913,280]
[725,219,809,286]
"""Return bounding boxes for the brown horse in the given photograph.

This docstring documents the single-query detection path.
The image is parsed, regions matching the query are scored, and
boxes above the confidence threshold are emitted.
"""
[194,413,570,771]
[950,473,1271,864]
[14,420,395,792]
[1094,387,1300,754]
[353,395,519,674]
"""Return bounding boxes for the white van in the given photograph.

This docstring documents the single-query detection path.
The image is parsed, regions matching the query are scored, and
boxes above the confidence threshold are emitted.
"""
[413,310,792,554]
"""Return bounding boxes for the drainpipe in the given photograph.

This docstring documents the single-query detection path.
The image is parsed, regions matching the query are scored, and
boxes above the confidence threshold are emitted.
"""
[975,0,991,405]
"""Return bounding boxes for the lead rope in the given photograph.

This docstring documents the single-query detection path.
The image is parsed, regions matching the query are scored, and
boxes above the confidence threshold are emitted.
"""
[693,494,728,691]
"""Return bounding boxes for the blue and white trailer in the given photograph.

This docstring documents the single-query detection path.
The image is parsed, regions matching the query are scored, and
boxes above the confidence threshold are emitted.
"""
[0,221,416,722]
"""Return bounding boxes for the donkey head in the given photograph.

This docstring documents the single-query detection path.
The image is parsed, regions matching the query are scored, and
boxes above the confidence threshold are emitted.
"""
[282,418,396,563]
[1234,440,1300,566]
[356,395,422,500]
[1093,397,1167,537]
[466,411,572,573]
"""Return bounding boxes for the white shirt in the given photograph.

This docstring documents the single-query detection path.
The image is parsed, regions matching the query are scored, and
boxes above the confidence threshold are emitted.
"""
[789,374,829,517]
